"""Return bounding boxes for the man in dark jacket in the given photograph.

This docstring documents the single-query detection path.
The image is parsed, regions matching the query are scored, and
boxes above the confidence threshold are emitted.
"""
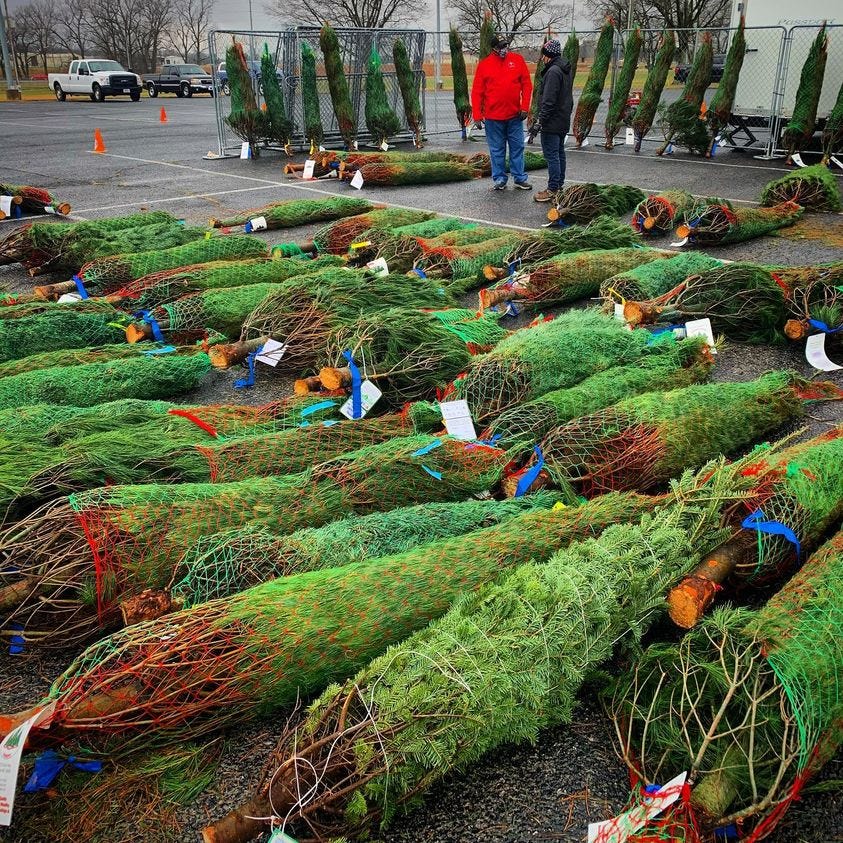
[471,34,533,191]
[533,39,574,203]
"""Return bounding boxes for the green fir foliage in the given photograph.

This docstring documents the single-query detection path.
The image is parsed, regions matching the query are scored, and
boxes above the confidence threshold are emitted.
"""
[604,27,642,146]
[365,47,402,145]
[260,43,293,149]
[320,24,357,148]
[573,17,616,145]
[301,42,324,150]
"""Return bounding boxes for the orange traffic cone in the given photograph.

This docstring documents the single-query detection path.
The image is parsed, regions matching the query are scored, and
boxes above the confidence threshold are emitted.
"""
[93,128,106,153]
[160,106,168,123]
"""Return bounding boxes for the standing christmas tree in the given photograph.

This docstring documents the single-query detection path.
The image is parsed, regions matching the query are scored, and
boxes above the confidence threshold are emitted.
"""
[320,23,357,150]
[225,41,267,157]
[479,10,495,58]
[260,43,293,154]
[450,26,473,140]
[706,17,746,156]
[656,31,713,155]
[365,46,401,148]
[604,27,642,148]
[631,29,675,152]
[563,30,579,68]
[393,39,423,147]
[572,17,616,146]
[783,24,828,163]
[300,42,324,155]
[822,78,843,164]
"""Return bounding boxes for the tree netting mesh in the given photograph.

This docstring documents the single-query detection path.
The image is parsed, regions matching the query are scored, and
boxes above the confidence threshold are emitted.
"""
[822,78,843,162]
[446,309,655,422]
[209,196,371,229]
[631,30,675,151]
[8,490,656,750]
[353,161,478,187]
[572,18,616,146]
[75,235,268,296]
[320,23,356,148]
[203,454,777,843]
[0,436,508,646]
[480,247,670,311]
[760,164,841,213]
[449,27,472,135]
[0,353,211,411]
[632,190,696,235]
[550,183,647,225]
[417,233,525,279]
[782,261,843,338]
[706,17,746,156]
[260,43,294,152]
[393,40,423,146]
[108,255,344,311]
[225,40,268,155]
[486,338,713,453]
[599,252,721,303]
[172,493,566,608]
[365,46,401,146]
[783,25,828,160]
[605,526,843,843]
[519,372,809,499]
[677,200,803,246]
[311,209,435,254]
[447,150,547,178]
[604,27,642,148]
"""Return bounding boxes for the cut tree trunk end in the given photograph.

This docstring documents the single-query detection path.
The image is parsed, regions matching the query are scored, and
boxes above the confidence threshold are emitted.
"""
[33,280,75,300]
[319,366,352,391]
[119,588,177,626]
[209,337,266,369]
[294,375,324,395]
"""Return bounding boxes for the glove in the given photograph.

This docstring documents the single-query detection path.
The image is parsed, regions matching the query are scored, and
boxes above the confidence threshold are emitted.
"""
[518,110,528,121]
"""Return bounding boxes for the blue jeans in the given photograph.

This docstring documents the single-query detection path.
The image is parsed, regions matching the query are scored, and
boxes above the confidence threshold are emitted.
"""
[540,132,566,191]
[484,117,527,185]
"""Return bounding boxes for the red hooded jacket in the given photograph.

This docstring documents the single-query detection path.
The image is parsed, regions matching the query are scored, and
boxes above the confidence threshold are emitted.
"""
[471,51,533,122]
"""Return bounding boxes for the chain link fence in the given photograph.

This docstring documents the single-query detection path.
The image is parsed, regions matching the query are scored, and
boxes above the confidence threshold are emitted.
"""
[208,27,426,156]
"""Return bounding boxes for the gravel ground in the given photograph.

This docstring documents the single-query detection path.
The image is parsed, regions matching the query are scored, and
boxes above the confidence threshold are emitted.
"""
[0,100,841,842]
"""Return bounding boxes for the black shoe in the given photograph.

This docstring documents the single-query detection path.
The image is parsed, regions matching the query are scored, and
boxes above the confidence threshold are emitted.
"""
[514,180,533,191]
[492,181,507,190]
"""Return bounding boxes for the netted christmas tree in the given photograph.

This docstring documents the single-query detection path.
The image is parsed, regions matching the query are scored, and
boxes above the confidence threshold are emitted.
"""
[631,189,696,235]
[563,30,579,68]
[478,10,494,59]
[782,261,843,339]
[631,29,675,152]
[676,199,803,246]
[760,163,841,212]
[259,43,294,153]
[300,41,324,154]
[782,25,828,162]
[599,251,720,303]
[607,526,843,842]
[310,208,435,253]
[572,17,616,146]
[450,27,472,139]
[225,41,267,156]
[604,27,642,148]
[201,451,787,843]
[393,39,423,146]
[352,161,477,187]
[821,78,843,163]
[417,232,524,279]
[706,17,746,156]
[0,183,70,216]
[656,31,713,155]
[480,247,670,311]
[548,183,646,224]
[364,46,401,147]
[321,23,357,149]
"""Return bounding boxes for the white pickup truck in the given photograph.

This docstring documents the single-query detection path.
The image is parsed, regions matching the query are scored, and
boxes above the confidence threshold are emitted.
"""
[48,59,143,102]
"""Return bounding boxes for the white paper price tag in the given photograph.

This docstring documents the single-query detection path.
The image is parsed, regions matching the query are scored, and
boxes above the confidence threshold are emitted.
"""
[249,216,268,231]
[0,196,11,217]
[0,703,56,826]
[438,399,477,441]
[614,302,626,321]
[240,141,251,159]
[587,772,687,843]
[302,159,316,179]
[256,338,288,367]
[684,318,717,353]
[805,332,842,372]
[340,379,382,419]
[365,257,389,277]
[625,128,634,145]
[350,170,364,190]
[670,236,689,248]
[43,205,55,215]
[57,293,83,303]
[580,137,589,147]
[791,152,806,168]
[380,140,389,151]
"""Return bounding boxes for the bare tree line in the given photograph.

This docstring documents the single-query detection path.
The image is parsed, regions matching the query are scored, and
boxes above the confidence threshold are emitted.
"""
[3,0,215,77]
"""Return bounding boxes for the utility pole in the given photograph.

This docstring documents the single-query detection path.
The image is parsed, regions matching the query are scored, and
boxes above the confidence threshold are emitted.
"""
[627,0,634,30]
[0,0,20,100]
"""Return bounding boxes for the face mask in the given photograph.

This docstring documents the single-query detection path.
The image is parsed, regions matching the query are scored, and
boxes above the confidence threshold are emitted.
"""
[495,47,509,58]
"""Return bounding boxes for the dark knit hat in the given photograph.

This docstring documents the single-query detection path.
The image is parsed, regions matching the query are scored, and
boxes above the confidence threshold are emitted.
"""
[541,39,562,57]
[491,34,509,49]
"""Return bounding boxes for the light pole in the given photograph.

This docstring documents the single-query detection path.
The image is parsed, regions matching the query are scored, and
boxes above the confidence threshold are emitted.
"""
[627,0,634,29]
[248,0,254,30]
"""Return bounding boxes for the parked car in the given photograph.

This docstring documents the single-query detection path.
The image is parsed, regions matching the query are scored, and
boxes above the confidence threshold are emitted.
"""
[48,59,142,102]
[673,53,726,83]
[214,60,283,96]
[144,64,215,97]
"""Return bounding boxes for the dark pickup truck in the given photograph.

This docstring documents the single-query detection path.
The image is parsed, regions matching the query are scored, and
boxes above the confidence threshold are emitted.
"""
[144,64,215,97]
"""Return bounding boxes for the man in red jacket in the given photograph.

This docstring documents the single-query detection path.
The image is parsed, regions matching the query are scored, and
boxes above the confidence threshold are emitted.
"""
[471,35,533,191]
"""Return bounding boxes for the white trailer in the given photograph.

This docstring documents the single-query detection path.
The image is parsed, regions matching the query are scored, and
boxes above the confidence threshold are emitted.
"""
[730,0,842,119]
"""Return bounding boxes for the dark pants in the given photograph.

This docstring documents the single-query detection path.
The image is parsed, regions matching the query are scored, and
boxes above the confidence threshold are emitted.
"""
[485,117,527,185]
[540,131,566,191]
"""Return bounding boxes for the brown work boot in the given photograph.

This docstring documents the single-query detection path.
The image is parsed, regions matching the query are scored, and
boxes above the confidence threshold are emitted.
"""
[534,189,555,203]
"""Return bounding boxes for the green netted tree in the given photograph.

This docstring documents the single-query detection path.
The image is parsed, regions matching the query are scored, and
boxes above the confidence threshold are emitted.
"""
[260,43,293,153]
[563,30,579,68]
[301,42,324,154]
[631,29,675,152]
[393,39,423,146]
[572,17,616,146]
[449,26,472,139]
[320,23,357,150]
[822,78,843,164]
[706,17,746,156]
[783,24,828,162]
[365,46,401,148]
[225,41,267,157]
[478,10,495,58]
[604,27,642,148]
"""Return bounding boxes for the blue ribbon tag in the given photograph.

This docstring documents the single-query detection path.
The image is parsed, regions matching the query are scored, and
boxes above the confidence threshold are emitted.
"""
[412,439,443,457]
[421,465,443,480]
[24,750,103,792]
[8,621,24,655]
[72,275,89,299]
[741,509,801,559]
[411,267,428,278]
[808,318,843,334]
[142,345,176,356]
[135,310,166,343]
[234,344,264,389]
[514,445,544,498]
[300,400,337,418]
[342,350,362,420]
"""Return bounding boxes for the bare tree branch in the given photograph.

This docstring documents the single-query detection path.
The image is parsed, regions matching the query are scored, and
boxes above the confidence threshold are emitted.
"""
[264,0,424,29]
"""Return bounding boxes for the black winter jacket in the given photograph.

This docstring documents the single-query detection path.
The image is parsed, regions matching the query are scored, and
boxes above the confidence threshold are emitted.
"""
[538,55,574,135]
